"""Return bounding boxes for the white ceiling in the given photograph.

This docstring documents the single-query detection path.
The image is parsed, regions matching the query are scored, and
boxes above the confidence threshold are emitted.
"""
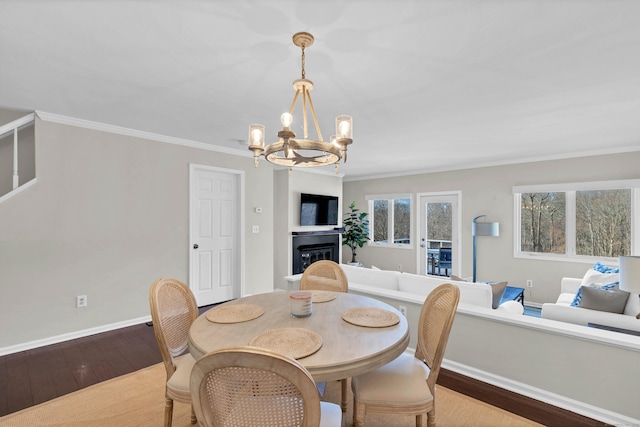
[2,0,640,180]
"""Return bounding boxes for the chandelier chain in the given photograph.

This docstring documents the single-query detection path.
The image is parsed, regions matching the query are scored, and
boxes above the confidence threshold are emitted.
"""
[301,44,306,79]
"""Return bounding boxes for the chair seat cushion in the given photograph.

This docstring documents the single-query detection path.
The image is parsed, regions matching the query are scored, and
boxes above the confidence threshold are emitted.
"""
[319,402,343,427]
[167,353,197,396]
[351,353,433,406]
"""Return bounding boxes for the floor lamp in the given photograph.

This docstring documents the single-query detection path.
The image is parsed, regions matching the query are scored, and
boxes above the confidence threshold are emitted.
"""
[619,255,640,319]
[472,215,500,283]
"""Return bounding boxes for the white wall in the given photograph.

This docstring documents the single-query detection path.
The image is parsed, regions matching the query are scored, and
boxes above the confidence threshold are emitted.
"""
[343,152,640,304]
[0,117,274,350]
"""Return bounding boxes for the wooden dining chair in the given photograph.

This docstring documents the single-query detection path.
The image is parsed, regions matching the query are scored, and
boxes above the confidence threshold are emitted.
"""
[300,260,348,293]
[149,277,199,426]
[300,260,349,411]
[350,283,460,427]
[190,346,343,427]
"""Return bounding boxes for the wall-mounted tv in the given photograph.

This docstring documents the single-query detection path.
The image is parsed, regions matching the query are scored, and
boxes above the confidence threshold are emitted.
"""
[300,193,339,226]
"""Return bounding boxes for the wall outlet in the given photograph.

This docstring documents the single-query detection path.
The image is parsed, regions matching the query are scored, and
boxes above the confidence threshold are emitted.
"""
[252,225,259,233]
[526,280,533,288]
[76,295,87,308]
[398,305,407,316]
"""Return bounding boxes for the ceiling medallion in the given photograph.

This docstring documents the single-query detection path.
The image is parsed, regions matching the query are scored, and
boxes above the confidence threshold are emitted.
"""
[248,32,353,174]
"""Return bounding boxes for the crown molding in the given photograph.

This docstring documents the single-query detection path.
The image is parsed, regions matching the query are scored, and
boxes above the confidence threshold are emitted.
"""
[35,111,252,158]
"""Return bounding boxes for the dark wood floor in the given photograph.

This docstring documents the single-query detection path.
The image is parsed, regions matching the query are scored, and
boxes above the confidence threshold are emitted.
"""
[0,318,609,426]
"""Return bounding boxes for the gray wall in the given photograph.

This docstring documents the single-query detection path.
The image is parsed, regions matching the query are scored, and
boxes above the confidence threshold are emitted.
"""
[343,152,640,304]
[0,118,274,349]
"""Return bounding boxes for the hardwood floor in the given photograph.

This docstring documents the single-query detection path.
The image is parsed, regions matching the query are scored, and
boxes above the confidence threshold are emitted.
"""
[0,316,609,426]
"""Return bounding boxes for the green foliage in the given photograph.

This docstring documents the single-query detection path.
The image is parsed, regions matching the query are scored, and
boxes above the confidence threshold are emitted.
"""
[342,201,370,263]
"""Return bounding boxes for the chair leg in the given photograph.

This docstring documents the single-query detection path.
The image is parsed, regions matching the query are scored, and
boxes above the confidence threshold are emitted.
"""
[341,379,348,412]
[427,408,436,427]
[164,398,173,427]
[190,405,197,424]
[353,400,366,427]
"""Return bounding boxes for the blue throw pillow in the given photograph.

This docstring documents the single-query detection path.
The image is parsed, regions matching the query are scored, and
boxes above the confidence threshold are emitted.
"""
[592,261,619,274]
[571,281,619,307]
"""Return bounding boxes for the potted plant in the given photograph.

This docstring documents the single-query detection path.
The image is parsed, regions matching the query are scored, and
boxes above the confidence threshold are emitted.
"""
[342,201,370,265]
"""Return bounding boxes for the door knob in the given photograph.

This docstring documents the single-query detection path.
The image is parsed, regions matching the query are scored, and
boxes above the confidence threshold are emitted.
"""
[193,244,199,249]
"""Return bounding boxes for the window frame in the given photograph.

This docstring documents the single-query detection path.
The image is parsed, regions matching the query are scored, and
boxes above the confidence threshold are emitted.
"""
[513,179,640,263]
[365,193,413,249]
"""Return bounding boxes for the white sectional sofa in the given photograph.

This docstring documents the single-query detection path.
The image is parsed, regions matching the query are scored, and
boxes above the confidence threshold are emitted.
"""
[541,277,640,332]
[285,264,524,315]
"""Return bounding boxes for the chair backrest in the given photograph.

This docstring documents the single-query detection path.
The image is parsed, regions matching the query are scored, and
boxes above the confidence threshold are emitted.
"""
[149,277,198,379]
[414,283,460,392]
[300,260,348,293]
[190,346,322,427]
[439,248,452,264]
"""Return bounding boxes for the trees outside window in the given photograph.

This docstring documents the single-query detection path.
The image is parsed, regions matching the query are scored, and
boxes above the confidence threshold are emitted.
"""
[368,195,411,247]
[515,181,637,261]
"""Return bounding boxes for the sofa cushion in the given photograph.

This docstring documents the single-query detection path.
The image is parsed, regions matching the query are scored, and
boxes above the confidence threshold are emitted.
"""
[452,275,506,309]
[578,285,630,314]
[340,264,400,291]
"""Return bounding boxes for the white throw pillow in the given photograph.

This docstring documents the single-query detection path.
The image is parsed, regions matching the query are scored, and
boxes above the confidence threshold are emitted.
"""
[580,268,619,287]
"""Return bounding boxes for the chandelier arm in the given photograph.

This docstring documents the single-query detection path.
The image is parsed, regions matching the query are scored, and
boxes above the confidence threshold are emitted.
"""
[289,89,301,115]
[302,85,309,140]
[305,89,323,143]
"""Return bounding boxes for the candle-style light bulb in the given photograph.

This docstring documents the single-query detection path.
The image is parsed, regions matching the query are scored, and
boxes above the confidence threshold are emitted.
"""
[336,115,353,140]
[248,124,265,148]
[281,112,293,129]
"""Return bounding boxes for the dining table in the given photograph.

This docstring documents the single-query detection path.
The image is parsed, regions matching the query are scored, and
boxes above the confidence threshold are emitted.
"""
[188,290,410,384]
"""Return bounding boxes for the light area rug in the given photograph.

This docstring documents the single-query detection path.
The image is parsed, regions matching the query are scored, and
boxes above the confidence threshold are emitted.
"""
[0,362,543,427]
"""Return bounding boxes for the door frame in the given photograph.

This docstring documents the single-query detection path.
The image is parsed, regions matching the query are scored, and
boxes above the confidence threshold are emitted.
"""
[188,163,245,304]
[416,191,462,276]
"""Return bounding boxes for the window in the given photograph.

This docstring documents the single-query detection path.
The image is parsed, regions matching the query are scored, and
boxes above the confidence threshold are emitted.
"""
[366,194,412,247]
[513,180,639,261]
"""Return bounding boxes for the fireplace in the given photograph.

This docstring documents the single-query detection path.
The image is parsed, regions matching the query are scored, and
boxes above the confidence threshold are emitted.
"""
[292,232,340,274]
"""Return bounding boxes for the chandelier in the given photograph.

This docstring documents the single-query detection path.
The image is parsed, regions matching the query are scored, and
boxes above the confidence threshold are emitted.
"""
[248,32,353,174]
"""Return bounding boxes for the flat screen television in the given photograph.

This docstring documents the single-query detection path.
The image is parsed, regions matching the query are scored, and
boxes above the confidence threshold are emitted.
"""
[300,193,339,226]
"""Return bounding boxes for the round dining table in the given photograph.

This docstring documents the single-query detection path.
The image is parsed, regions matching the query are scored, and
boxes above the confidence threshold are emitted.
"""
[188,291,410,383]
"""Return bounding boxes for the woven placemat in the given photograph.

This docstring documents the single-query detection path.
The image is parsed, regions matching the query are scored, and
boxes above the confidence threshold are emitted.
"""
[205,304,265,324]
[249,328,322,359]
[341,307,400,328]
[310,290,337,303]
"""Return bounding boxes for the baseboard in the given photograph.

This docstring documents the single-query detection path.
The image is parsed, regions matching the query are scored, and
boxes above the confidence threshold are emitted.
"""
[442,359,637,426]
[0,315,152,357]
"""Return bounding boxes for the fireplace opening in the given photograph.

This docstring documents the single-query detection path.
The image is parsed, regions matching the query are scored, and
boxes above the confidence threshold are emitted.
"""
[292,233,340,275]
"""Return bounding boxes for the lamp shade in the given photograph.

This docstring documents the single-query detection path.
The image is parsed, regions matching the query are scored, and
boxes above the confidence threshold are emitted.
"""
[472,215,499,237]
[619,256,640,293]
[474,222,499,237]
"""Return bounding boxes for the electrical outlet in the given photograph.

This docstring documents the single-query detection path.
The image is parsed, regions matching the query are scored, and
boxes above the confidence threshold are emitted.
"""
[526,280,533,288]
[76,295,87,308]
[398,305,407,316]
[252,225,259,233]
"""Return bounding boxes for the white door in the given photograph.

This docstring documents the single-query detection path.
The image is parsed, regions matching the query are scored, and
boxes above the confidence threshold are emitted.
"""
[189,165,242,306]
[418,193,461,277]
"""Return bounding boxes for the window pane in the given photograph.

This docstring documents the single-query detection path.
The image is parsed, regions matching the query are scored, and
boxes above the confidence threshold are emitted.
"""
[373,200,388,242]
[520,192,566,253]
[427,202,452,247]
[393,198,411,244]
[576,189,631,257]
